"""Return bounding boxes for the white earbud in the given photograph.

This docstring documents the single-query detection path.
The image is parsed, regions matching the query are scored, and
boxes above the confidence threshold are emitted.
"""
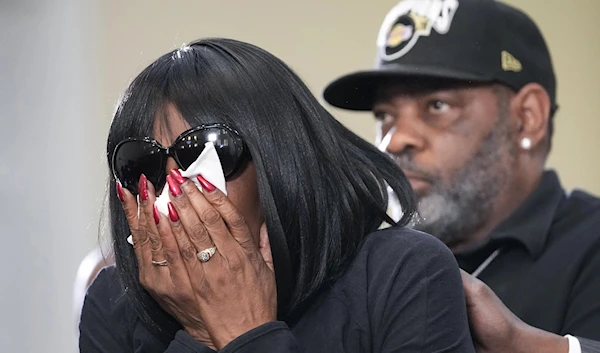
[520,137,532,150]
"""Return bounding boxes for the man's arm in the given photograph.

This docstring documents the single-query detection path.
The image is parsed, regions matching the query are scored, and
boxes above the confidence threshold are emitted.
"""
[460,270,600,353]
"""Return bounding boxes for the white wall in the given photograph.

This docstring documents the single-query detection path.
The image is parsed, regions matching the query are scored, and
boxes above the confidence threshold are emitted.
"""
[502,0,600,195]
[1,1,598,352]
[98,0,600,195]
[0,1,105,352]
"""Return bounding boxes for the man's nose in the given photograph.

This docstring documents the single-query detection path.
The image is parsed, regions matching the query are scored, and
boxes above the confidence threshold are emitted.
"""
[383,109,425,156]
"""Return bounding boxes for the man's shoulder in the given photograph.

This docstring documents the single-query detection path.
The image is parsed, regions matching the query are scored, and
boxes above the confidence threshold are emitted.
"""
[544,187,600,271]
[555,188,600,242]
[567,188,600,212]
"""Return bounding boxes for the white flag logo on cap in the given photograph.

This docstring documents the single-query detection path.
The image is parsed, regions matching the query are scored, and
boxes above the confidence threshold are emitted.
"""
[377,0,460,61]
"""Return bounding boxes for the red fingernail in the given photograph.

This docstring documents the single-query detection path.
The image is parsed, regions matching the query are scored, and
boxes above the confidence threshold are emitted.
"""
[116,181,125,202]
[167,202,179,222]
[153,205,160,225]
[197,175,216,193]
[167,175,182,197]
[170,168,186,185]
[139,174,148,201]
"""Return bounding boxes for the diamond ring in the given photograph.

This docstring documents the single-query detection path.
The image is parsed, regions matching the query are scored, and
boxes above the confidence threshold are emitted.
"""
[197,247,217,262]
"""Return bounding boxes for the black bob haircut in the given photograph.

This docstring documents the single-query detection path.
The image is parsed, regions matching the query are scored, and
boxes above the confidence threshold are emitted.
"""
[105,38,416,340]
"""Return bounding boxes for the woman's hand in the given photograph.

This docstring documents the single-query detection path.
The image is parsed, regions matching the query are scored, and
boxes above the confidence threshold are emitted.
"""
[119,170,277,350]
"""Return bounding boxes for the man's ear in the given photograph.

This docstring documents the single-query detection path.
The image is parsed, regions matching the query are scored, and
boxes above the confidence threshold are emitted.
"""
[510,83,551,151]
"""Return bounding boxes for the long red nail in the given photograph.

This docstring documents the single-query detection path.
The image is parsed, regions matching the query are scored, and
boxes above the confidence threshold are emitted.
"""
[153,205,160,225]
[139,174,148,201]
[170,168,186,185]
[167,175,182,197]
[167,202,179,222]
[197,175,216,193]
[116,181,125,202]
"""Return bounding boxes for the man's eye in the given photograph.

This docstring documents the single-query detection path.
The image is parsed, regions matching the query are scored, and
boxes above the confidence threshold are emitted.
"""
[428,100,450,112]
[374,112,395,124]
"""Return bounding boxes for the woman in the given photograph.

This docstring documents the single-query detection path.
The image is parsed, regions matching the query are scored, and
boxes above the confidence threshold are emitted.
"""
[73,247,114,328]
[79,38,475,352]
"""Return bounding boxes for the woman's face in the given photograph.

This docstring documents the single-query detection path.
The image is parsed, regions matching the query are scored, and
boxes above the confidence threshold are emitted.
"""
[153,104,264,244]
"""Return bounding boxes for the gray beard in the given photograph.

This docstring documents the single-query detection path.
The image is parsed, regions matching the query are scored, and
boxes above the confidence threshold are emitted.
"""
[394,117,517,245]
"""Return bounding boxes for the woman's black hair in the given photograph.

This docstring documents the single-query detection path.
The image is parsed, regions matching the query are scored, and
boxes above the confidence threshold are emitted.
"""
[105,38,416,340]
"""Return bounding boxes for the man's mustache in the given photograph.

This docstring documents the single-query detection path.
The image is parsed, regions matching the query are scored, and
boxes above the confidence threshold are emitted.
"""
[377,126,436,183]
[389,153,436,183]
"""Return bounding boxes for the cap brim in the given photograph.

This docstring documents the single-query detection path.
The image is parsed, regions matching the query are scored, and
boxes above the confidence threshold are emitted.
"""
[323,64,493,111]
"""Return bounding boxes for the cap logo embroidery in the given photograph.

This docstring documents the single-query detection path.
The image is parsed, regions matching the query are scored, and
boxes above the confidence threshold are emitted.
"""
[378,0,459,61]
[501,50,522,72]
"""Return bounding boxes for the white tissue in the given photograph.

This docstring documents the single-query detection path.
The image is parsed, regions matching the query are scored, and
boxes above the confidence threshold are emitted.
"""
[377,125,396,152]
[155,141,228,216]
[376,125,404,224]
[127,142,227,246]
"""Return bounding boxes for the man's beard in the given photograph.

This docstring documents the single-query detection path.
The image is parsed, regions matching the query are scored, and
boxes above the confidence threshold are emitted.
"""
[390,116,517,246]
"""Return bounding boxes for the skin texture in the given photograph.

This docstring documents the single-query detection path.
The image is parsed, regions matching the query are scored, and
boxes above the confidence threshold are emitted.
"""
[461,270,568,353]
[374,81,566,352]
[154,104,265,244]
[374,82,550,252]
[119,105,276,350]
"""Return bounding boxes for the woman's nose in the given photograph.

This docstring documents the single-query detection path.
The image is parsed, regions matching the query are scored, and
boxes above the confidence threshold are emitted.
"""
[165,157,179,174]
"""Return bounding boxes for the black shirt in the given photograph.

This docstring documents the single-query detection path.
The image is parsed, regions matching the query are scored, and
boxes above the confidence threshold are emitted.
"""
[456,170,600,340]
[80,227,475,352]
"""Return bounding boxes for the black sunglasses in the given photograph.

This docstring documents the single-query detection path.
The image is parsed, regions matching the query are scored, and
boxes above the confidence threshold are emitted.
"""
[111,123,249,195]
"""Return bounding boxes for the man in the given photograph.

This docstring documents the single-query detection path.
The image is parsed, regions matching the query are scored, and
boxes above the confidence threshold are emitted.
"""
[323,0,600,352]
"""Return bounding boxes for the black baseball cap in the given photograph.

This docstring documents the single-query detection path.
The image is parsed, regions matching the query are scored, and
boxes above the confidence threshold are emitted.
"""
[323,0,557,111]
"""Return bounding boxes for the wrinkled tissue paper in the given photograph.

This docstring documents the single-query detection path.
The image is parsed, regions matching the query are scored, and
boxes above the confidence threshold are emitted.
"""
[127,142,227,245]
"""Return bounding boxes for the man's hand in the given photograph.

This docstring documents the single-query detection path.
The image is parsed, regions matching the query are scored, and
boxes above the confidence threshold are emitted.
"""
[460,269,569,353]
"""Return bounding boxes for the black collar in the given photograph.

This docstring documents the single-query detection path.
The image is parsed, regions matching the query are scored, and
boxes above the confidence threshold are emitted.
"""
[490,170,565,259]
[456,170,565,262]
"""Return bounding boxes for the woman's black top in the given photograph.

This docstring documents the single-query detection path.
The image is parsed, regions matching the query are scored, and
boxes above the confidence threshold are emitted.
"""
[79,227,475,352]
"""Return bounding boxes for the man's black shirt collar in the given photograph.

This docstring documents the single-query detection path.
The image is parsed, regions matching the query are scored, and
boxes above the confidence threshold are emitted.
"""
[490,171,565,259]
[456,170,565,271]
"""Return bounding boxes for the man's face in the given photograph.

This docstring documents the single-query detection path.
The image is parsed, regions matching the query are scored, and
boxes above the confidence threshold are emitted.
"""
[374,81,518,247]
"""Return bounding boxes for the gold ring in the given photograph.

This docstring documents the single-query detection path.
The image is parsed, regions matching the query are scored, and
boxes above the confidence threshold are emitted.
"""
[151,259,168,266]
